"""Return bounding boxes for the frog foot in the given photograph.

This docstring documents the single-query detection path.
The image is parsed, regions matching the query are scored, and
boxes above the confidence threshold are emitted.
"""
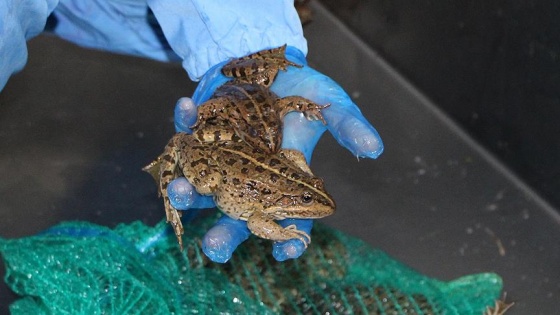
[303,103,331,125]
[276,58,303,71]
[278,96,331,124]
[264,44,303,71]
[167,208,184,250]
[247,213,311,247]
[282,224,311,248]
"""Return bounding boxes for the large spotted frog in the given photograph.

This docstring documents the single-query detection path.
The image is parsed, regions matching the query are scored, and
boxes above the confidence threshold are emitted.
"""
[191,45,330,154]
[143,133,335,249]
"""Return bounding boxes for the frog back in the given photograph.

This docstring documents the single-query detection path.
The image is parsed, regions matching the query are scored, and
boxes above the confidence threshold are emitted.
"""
[214,84,283,153]
[211,141,333,220]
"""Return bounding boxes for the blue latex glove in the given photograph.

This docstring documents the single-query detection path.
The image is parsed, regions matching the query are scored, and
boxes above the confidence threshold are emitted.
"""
[169,46,383,263]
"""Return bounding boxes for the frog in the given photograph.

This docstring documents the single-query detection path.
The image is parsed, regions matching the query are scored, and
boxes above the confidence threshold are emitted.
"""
[190,45,330,154]
[221,44,300,87]
[143,132,336,250]
[191,83,329,153]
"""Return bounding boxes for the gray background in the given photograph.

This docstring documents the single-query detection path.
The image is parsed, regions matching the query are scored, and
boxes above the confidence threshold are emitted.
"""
[320,0,560,211]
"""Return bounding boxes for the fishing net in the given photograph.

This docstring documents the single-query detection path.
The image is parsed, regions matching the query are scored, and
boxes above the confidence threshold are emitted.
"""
[1,214,503,314]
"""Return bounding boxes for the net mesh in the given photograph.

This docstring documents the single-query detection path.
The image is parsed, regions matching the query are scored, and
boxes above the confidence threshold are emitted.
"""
[1,214,503,314]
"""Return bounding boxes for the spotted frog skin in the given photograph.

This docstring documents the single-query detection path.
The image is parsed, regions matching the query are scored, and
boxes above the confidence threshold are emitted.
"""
[143,133,335,249]
[221,45,300,88]
[191,45,330,154]
[192,83,328,153]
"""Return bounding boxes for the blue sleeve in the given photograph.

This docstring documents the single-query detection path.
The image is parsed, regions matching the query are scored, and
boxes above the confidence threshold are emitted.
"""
[0,0,58,90]
[148,0,307,81]
[49,0,180,63]
[2,0,306,89]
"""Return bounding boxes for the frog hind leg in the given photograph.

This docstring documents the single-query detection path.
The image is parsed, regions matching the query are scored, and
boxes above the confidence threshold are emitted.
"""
[225,64,281,87]
[222,45,302,87]
[142,159,163,190]
[190,97,232,129]
[148,133,186,250]
[275,96,330,124]
[193,123,241,143]
[247,210,311,248]
[235,45,292,63]
[179,134,222,196]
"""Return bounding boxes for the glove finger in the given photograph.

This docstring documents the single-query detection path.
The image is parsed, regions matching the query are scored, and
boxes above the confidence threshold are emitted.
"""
[324,104,384,159]
[202,216,251,263]
[273,67,383,159]
[281,113,327,163]
[168,177,214,210]
[192,61,230,105]
[174,97,198,133]
[272,219,314,261]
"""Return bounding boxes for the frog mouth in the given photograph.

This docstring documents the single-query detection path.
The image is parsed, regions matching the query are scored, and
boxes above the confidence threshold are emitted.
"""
[264,197,335,219]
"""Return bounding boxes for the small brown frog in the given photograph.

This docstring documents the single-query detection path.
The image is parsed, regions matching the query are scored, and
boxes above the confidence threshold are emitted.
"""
[221,45,300,87]
[190,45,329,154]
[191,83,329,153]
[143,133,335,249]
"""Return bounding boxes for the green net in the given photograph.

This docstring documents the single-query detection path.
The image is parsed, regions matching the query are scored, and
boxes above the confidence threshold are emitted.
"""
[1,214,503,314]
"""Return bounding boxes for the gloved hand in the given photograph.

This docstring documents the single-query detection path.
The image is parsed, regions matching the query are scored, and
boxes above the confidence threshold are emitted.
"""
[168,46,383,263]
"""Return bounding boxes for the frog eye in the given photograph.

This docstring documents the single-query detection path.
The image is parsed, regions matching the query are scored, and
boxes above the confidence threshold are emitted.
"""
[301,192,314,205]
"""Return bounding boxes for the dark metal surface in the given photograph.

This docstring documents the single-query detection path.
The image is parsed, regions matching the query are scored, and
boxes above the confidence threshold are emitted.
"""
[0,35,193,312]
[1,5,559,314]
[319,0,560,211]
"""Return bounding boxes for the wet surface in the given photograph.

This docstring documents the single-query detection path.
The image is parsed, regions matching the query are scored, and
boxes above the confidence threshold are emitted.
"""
[1,5,559,314]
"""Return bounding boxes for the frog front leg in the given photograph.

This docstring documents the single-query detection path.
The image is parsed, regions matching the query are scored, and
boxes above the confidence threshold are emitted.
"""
[247,210,311,247]
[276,96,330,124]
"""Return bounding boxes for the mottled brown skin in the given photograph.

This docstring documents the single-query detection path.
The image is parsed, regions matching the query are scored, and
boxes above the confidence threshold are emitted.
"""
[221,44,300,87]
[143,133,335,249]
[191,83,329,153]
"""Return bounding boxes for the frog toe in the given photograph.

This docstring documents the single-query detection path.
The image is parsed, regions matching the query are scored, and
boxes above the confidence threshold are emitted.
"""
[284,224,311,247]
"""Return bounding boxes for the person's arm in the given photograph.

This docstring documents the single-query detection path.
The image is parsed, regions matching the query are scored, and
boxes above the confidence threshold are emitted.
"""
[149,1,383,263]
[148,0,307,81]
[0,0,58,90]
[49,1,180,62]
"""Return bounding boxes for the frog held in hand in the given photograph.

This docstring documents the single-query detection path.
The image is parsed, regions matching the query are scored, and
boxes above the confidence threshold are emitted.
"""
[144,45,335,251]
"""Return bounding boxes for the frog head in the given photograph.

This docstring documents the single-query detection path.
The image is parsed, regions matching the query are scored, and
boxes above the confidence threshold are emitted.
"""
[264,178,336,219]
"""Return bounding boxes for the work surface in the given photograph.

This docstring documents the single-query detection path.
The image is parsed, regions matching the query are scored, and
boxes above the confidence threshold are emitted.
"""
[1,5,558,314]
